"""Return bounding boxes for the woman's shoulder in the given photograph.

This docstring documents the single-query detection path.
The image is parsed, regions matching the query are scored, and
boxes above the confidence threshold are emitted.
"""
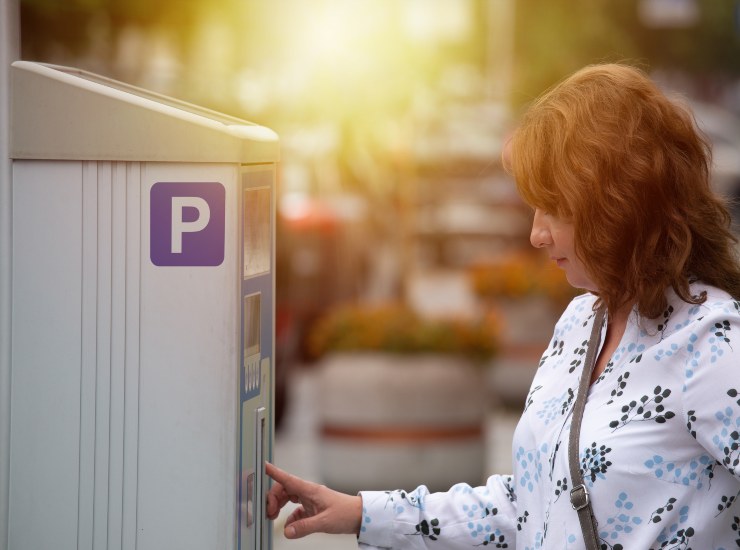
[684,282,738,313]
[561,291,598,318]
[550,292,598,337]
[664,282,740,330]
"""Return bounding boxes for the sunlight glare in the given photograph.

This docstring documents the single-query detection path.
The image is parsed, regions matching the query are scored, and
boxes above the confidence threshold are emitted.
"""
[287,1,385,71]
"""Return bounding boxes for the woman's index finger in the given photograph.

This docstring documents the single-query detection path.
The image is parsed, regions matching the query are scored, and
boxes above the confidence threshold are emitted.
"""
[265,462,302,491]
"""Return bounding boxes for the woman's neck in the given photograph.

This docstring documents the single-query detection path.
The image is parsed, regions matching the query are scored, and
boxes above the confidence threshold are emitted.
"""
[591,301,633,384]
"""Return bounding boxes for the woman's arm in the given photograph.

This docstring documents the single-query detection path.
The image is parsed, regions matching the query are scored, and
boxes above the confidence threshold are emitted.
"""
[266,462,519,548]
[358,474,518,549]
[266,462,363,539]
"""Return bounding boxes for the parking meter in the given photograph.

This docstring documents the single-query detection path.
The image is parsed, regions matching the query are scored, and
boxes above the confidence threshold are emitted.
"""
[4,61,277,550]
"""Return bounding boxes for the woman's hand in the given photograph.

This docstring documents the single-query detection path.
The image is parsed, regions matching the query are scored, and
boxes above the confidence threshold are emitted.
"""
[265,462,363,539]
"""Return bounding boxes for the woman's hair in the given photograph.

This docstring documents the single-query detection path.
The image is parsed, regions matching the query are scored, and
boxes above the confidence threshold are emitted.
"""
[508,63,740,318]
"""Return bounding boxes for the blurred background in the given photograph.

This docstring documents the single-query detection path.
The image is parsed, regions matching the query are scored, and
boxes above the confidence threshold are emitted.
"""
[16,0,740,544]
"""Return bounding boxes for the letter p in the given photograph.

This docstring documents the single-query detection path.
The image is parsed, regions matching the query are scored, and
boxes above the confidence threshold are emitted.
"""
[171,196,210,254]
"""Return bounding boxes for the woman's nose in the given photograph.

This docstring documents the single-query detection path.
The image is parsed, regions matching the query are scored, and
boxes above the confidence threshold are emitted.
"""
[530,209,551,249]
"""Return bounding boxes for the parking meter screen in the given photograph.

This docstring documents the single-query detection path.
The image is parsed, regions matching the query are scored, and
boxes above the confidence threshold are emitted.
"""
[243,188,271,278]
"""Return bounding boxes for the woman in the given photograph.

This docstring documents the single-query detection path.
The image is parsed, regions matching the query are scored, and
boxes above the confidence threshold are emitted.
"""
[266,63,740,549]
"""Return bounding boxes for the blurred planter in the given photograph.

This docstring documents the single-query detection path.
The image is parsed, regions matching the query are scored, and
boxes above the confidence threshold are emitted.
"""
[492,295,560,348]
[468,251,577,348]
[307,303,500,361]
[317,352,487,494]
[307,303,500,493]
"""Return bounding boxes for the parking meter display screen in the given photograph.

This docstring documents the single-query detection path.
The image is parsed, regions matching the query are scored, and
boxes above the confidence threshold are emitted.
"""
[243,188,271,278]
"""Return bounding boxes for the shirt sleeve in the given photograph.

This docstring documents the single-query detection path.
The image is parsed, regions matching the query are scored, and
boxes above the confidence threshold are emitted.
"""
[681,300,740,479]
[357,474,518,549]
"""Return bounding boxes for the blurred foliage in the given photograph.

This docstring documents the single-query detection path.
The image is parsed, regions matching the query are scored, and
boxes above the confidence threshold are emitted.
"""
[307,303,501,362]
[511,0,740,107]
[21,0,206,57]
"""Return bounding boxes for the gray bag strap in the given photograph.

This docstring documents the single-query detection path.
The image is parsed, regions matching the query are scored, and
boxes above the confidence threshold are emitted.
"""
[568,305,607,550]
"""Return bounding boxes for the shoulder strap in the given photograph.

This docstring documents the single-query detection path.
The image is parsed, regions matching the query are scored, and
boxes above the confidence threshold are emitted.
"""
[568,306,606,550]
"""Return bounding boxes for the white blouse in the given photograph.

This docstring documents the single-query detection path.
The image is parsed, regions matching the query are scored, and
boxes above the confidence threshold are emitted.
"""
[358,283,740,549]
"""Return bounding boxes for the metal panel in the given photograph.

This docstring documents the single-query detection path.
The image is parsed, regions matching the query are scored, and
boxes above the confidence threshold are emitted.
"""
[10,159,143,550]
[10,160,83,549]
[78,160,98,550]
[137,162,238,550]
[121,162,141,550]
[237,166,275,550]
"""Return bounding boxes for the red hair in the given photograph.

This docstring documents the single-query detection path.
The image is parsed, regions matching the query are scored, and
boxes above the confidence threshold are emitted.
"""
[509,63,740,318]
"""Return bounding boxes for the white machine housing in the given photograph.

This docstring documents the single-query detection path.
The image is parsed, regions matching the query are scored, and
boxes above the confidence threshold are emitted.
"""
[6,61,277,550]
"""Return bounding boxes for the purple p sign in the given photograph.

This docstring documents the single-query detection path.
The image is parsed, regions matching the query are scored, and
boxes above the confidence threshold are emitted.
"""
[150,182,225,266]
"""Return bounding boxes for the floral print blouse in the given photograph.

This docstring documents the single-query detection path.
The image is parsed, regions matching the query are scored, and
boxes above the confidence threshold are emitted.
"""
[357,284,740,549]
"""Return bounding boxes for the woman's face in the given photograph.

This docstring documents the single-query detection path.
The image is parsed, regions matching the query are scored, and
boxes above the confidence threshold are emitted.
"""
[530,208,596,291]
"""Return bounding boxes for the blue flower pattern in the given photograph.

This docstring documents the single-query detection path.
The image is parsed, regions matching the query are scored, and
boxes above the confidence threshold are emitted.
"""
[516,443,548,493]
[643,453,714,488]
[599,492,642,543]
